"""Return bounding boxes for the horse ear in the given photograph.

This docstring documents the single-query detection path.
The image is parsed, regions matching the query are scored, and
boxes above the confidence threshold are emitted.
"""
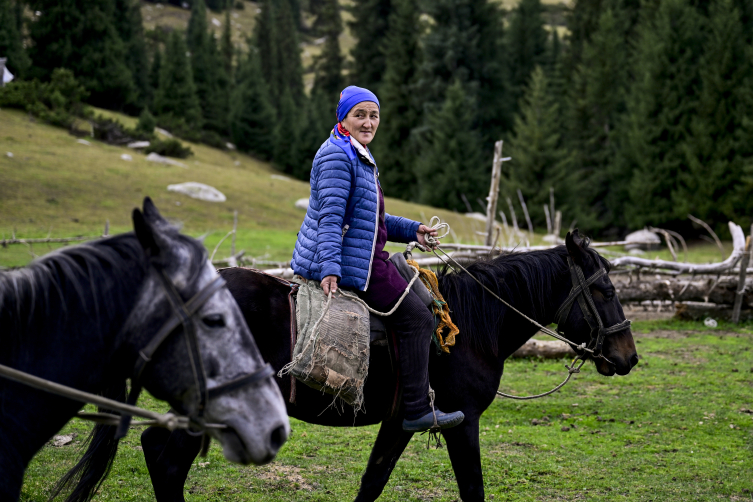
[565,229,587,266]
[133,198,175,260]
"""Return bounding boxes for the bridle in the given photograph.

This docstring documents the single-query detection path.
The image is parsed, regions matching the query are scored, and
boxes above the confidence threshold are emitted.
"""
[115,267,275,438]
[553,257,632,359]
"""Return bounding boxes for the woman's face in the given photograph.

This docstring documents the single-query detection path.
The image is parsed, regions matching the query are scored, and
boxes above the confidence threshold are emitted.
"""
[341,101,380,146]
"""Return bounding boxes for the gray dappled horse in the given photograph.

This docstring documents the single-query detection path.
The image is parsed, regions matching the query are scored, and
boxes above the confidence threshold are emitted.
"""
[0,198,289,502]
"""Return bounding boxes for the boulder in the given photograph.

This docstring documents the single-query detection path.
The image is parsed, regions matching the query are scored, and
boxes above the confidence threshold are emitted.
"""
[167,182,226,202]
[146,152,187,168]
[624,229,661,251]
[127,140,150,149]
[295,198,310,210]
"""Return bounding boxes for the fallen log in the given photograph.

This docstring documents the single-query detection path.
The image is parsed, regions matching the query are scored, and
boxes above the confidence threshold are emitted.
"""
[611,222,745,273]
[613,277,753,306]
[511,338,575,359]
[674,301,753,322]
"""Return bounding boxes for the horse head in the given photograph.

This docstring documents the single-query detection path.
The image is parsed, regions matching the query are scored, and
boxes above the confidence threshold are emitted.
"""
[558,230,638,377]
[123,197,289,465]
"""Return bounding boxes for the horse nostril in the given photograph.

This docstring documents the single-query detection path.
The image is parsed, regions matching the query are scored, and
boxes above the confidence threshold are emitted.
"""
[629,354,639,368]
[269,425,287,453]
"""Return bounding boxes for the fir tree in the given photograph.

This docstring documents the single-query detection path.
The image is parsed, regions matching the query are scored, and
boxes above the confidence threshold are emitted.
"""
[205,0,225,11]
[149,48,162,102]
[677,0,753,228]
[347,0,391,91]
[220,7,234,76]
[505,0,548,112]
[372,0,422,200]
[565,6,631,233]
[502,67,572,228]
[312,0,343,100]
[0,0,30,78]
[418,0,511,147]
[153,30,202,132]
[229,51,276,158]
[255,0,304,108]
[27,0,134,109]
[618,0,706,230]
[273,88,305,174]
[301,88,332,176]
[113,0,150,110]
[415,80,485,212]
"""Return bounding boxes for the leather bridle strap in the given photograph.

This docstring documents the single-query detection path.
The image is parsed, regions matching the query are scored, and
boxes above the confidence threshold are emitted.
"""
[116,273,227,439]
[207,363,275,399]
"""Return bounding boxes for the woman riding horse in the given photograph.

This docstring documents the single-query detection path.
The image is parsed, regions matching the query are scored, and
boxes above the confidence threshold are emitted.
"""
[290,86,464,432]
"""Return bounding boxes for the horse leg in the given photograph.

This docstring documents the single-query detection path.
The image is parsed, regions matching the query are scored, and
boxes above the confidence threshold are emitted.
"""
[442,417,485,501]
[141,427,202,502]
[354,419,413,502]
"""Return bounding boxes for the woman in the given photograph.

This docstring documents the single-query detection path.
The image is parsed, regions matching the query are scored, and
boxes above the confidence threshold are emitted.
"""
[291,86,464,432]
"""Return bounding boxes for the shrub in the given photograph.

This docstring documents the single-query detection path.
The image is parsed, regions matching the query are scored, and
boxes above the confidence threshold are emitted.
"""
[145,138,193,158]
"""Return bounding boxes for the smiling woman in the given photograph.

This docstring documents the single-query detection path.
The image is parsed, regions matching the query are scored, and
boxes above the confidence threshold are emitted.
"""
[290,85,465,433]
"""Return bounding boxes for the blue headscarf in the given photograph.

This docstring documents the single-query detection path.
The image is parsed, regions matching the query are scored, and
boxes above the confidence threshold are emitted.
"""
[336,86,380,122]
[330,86,380,161]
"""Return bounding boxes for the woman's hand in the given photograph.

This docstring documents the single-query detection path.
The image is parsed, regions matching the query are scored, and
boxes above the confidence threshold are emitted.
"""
[321,275,338,296]
[417,224,440,249]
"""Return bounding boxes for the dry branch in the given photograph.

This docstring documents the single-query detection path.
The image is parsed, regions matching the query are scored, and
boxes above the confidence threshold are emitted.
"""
[511,339,575,359]
[484,140,504,247]
[611,222,745,274]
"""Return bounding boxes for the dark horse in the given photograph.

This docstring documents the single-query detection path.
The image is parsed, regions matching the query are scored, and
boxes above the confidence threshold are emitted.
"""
[99,230,637,501]
[0,199,289,502]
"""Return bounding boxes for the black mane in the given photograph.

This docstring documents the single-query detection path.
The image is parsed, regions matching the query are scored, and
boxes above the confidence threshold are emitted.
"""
[437,245,609,354]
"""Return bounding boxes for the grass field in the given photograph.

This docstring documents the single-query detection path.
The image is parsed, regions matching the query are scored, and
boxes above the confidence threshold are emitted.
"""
[18,318,753,501]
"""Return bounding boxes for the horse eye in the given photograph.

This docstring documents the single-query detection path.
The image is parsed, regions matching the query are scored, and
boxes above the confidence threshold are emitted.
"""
[604,290,615,301]
[202,314,225,328]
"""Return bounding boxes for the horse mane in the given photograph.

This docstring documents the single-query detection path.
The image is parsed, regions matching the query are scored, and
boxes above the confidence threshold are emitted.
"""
[437,244,610,355]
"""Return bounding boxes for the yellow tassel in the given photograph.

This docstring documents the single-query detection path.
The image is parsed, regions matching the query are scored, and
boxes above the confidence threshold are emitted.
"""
[407,259,460,353]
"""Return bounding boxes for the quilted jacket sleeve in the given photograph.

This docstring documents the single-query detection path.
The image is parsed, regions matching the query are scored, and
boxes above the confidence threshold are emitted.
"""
[315,149,353,280]
[385,213,421,244]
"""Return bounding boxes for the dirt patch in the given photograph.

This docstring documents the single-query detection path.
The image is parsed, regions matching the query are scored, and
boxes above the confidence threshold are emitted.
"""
[255,464,314,491]
[623,308,676,321]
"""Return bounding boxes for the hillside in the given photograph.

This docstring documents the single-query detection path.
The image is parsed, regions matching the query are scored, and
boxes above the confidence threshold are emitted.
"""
[0,108,496,268]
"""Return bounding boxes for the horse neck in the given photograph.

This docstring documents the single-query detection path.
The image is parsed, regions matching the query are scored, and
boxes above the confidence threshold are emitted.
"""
[0,235,149,385]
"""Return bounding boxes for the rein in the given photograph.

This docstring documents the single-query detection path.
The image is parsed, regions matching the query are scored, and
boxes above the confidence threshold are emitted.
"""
[0,266,275,438]
[417,218,631,400]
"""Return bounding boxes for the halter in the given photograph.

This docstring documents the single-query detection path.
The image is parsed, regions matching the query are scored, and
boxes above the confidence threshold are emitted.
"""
[554,257,632,358]
[115,268,275,438]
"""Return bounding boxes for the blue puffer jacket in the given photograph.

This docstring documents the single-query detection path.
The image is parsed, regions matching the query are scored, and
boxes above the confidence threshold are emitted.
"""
[291,136,421,291]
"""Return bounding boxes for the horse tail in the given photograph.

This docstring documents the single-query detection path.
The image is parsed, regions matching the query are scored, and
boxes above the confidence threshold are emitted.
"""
[48,383,125,502]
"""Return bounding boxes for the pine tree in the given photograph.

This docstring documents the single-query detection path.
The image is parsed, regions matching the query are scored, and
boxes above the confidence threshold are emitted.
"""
[220,7,234,77]
[676,0,753,228]
[0,0,30,78]
[149,48,162,103]
[255,0,304,108]
[418,0,511,147]
[505,0,549,112]
[565,6,631,233]
[27,0,134,109]
[347,0,391,91]
[372,0,422,200]
[205,33,230,134]
[301,88,333,176]
[206,0,225,11]
[502,67,572,228]
[229,51,276,158]
[312,0,343,100]
[415,80,485,211]
[618,0,706,230]
[113,0,150,110]
[153,30,202,132]
[273,88,306,174]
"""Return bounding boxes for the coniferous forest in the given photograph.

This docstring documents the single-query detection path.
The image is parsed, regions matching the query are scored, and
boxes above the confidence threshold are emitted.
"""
[2,0,753,238]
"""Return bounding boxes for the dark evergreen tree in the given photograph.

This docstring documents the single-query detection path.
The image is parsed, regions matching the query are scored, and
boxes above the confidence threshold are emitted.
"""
[418,0,511,147]
[347,0,391,91]
[372,0,422,200]
[312,0,343,100]
[255,0,304,108]
[229,51,276,158]
[153,30,202,131]
[618,0,706,230]
[565,6,631,233]
[205,0,225,11]
[0,0,30,78]
[273,88,306,174]
[301,88,333,176]
[149,48,162,102]
[27,0,134,109]
[220,7,234,76]
[676,0,753,229]
[505,0,548,112]
[113,0,150,110]
[502,67,572,228]
[415,80,485,211]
